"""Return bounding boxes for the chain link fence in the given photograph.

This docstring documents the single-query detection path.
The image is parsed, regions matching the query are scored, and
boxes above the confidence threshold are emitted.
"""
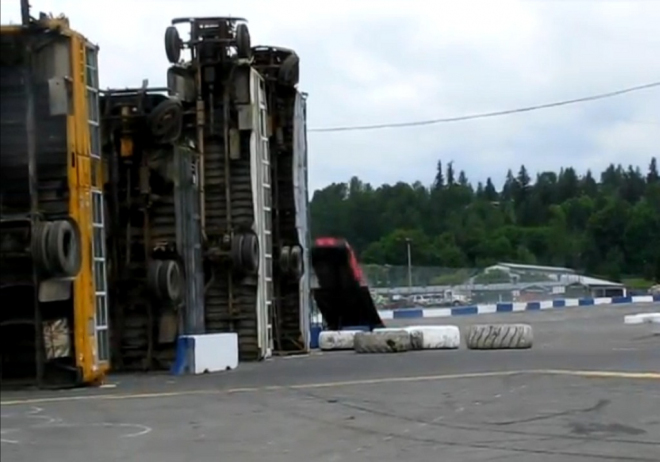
[361,264,621,310]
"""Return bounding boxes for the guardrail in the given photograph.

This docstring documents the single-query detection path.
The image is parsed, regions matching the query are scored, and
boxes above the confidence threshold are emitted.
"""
[311,294,660,324]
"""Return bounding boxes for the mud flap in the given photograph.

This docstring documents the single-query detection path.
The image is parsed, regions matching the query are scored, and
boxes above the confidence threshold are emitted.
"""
[38,279,72,302]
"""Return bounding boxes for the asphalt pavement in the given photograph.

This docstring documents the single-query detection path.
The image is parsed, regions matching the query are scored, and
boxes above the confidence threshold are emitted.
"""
[1,302,659,462]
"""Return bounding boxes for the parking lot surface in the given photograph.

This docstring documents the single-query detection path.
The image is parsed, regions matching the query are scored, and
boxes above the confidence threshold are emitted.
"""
[2,302,659,462]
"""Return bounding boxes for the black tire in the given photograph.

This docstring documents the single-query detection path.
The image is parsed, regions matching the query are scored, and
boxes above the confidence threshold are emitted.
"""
[289,245,303,277]
[147,260,163,300]
[47,220,81,277]
[230,234,244,270]
[158,260,183,302]
[236,23,251,59]
[240,233,259,274]
[32,220,81,278]
[148,99,183,143]
[279,246,291,272]
[31,221,52,274]
[165,26,182,64]
[278,53,300,86]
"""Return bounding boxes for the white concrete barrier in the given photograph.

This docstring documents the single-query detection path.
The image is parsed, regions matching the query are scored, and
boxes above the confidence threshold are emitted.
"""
[172,333,238,375]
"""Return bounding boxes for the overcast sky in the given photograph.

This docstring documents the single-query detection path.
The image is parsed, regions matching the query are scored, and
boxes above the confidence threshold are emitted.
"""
[3,0,659,191]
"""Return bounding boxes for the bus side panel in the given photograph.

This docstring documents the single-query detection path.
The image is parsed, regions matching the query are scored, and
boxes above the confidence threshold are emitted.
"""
[293,91,311,349]
[68,34,107,382]
[68,33,91,381]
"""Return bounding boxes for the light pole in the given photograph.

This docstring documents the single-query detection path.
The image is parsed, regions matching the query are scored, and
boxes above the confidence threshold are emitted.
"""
[405,238,412,293]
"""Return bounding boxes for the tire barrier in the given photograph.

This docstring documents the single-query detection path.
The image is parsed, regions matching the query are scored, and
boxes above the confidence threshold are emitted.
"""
[372,327,422,349]
[318,323,532,353]
[406,325,461,350]
[318,330,363,351]
[148,259,184,303]
[624,313,660,325]
[466,324,533,350]
[374,325,461,350]
[354,330,412,354]
[31,219,82,278]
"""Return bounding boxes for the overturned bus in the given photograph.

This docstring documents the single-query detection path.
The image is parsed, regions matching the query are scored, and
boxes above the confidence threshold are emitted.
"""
[252,46,311,354]
[0,12,313,387]
[100,85,203,371]
[0,13,109,388]
[158,18,313,361]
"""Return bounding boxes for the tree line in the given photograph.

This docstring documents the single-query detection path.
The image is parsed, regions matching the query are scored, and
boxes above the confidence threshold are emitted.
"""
[310,158,660,284]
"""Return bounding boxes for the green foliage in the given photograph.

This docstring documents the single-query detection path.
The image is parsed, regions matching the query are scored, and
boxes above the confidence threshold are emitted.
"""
[310,159,660,281]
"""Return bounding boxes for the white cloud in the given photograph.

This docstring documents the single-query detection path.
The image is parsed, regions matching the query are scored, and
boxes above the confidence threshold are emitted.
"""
[3,0,659,191]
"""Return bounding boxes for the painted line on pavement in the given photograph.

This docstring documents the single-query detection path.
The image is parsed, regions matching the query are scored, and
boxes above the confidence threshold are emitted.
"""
[1,369,658,406]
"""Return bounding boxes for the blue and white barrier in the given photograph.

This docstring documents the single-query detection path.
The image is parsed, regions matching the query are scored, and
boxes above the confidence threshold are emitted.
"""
[171,333,239,376]
[311,294,660,324]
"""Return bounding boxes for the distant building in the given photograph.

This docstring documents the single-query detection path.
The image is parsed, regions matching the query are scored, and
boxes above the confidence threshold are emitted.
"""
[371,262,625,301]
[483,262,576,282]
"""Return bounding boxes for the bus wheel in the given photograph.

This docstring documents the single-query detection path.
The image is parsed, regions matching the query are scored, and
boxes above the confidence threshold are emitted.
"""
[240,233,259,274]
[164,26,182,64]
[236,23,252,59]
[159,260,183,302]
[32,219,82,278]
[278,53,300,86]
[279,246,291,272]
[148,259,183,303]
[289,245,303,278]
[148,260,163,300]
[231,232,259,275]
[149,99,182,143]
[32,221,53,274]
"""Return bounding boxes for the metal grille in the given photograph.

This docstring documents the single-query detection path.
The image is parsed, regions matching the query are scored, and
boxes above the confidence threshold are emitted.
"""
[259,82,274,349]
[86,47,100,160]
[87,47,109,362]
[91,190,109,362]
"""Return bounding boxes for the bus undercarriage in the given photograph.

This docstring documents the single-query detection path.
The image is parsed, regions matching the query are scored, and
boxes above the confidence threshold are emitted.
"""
[0,9,312,387]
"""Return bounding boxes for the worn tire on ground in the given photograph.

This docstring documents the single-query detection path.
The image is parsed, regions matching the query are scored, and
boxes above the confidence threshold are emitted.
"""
[372,327,421,349]
[466,324,533,350]
[354,331,411,354]
[406,325,461,350]
[318,330,362,351]
[624,313,660,325]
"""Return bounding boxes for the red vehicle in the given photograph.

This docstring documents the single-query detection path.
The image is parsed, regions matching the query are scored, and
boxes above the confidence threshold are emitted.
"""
[311,237,384,330]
